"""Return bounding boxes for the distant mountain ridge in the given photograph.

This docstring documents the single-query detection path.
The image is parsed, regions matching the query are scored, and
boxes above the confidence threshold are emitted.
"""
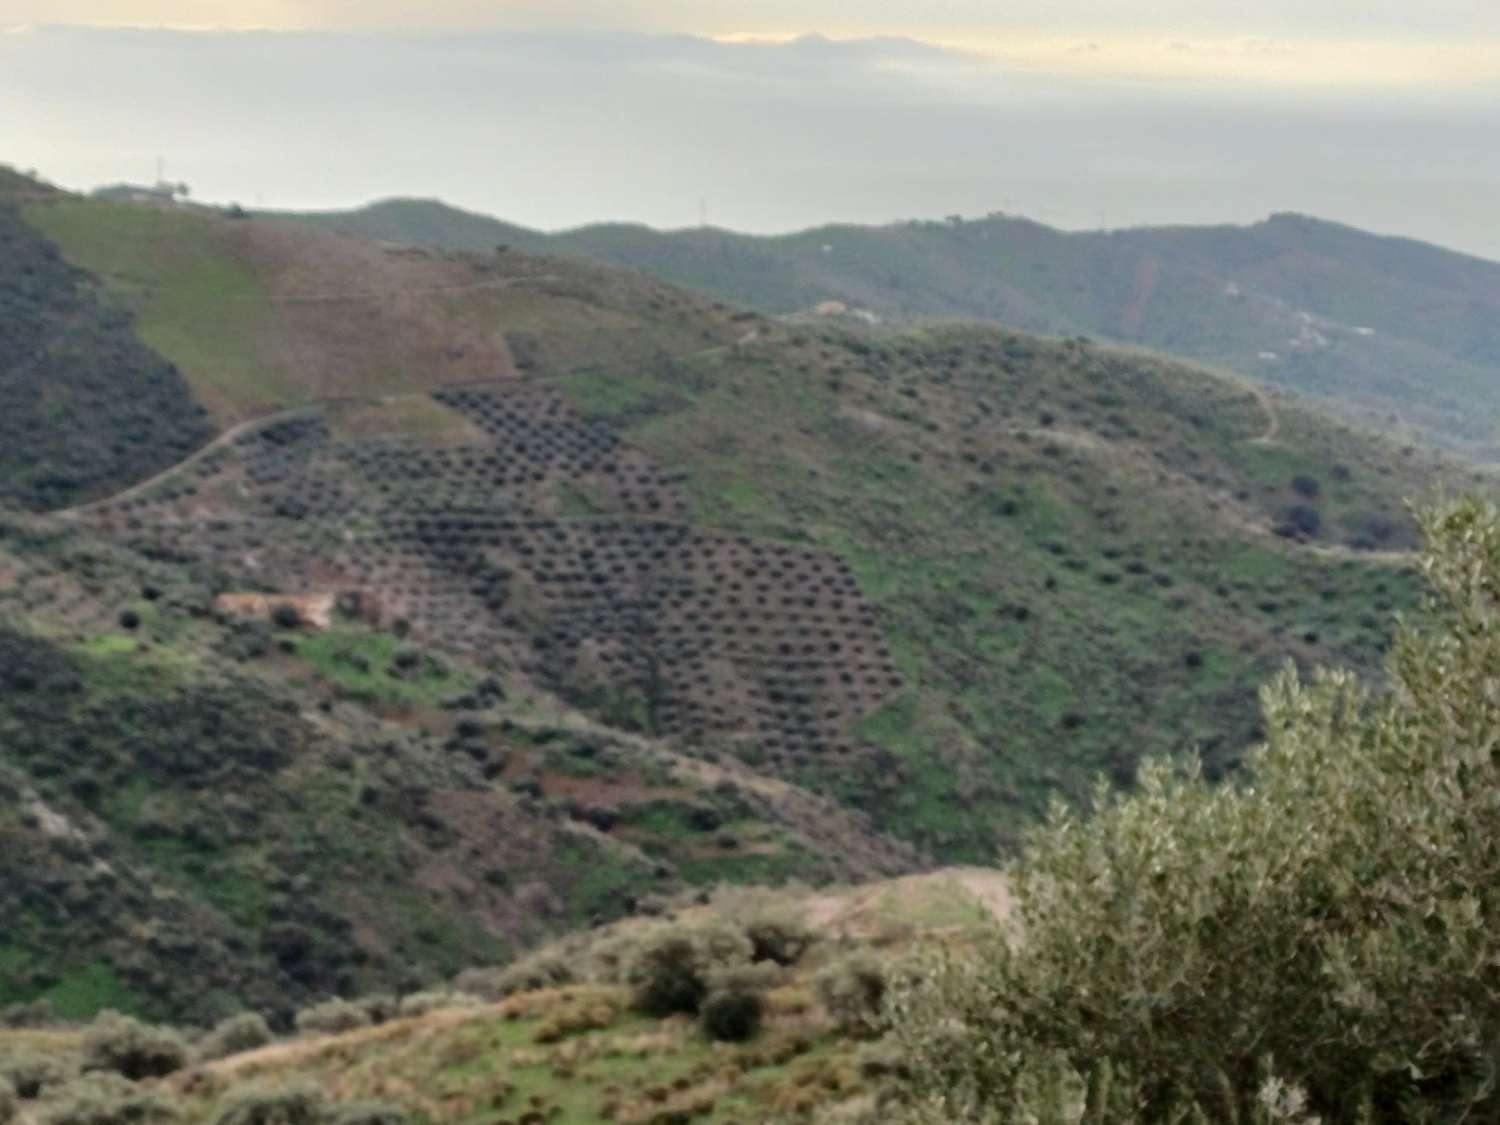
[287,199,1500,460]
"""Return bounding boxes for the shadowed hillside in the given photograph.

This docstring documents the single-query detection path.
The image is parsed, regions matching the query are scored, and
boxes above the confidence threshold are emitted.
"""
[290,199,1500,460]
[0,177,213,510]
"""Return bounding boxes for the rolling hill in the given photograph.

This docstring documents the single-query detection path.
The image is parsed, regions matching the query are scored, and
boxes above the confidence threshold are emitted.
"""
[0,169,1477,1025]
[288,198,1500,461]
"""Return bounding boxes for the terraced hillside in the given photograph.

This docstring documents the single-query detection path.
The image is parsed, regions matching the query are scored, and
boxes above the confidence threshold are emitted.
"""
[0,182,1474,1022]
[79,384,899,762]
[293,199,1500,459]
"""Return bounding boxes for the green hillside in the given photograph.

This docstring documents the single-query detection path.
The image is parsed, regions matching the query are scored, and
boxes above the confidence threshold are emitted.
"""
[0,184,1475,1024]
[290,199,1500,460]
[0,509,913,1027]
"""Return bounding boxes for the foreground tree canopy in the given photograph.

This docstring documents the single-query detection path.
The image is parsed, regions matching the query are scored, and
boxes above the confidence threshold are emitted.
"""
[891,498,1500,1123]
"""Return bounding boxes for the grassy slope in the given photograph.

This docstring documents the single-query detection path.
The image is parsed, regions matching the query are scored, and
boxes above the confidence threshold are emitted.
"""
[290,200,1500,459]
[23,198,747,428]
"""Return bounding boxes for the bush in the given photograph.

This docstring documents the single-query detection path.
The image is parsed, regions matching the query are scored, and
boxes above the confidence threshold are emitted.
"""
[853,1038,911,1084]
[35,1074,176,1125]
[0,1047,74,1098]
[1290,474,1321,498]
[196,1013,273,1063]
[355,995,399,1025]
[293,1000,370,1037]
[692,922,755,973]
[532,997,618,1044]
[744,915,818,967]
[888,499,1500,1123]
[815,956,888,1036]
[270,605,302,630]
[1276,503,1322,538]
[456,953,575,1000]
[394,992,479,1019]
[700,990,763,1042]
[211,1083,325,1125]
[81,1012,188,1080]
[0,1078,15,1125]
[1,999,57,1029]
[628,932,708,1017]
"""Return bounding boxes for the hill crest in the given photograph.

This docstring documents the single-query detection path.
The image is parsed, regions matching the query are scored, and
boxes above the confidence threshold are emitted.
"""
[284,197,1500,459]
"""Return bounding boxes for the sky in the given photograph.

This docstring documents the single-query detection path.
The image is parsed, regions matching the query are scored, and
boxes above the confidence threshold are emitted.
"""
[3,3,1498,257]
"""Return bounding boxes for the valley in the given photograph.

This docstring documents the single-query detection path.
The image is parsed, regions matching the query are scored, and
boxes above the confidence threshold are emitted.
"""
[6,7,1500,1117]
[0,170,1480,1033]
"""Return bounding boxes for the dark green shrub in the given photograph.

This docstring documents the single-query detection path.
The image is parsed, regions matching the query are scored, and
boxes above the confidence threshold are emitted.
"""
[744,915,817,966]
[270,605,302,630]
[210,1083,325,1125]
[1277,503,1322,538]
[699,990,763,1042]
[628,933,708,1017]
[81,1012,188,1081]
[196,1013,273,1063]
[35,1074,176,1125]
[889,500,1500,1123]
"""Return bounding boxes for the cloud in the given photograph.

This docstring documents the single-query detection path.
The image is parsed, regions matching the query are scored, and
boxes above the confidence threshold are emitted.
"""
[10,0,1500,38]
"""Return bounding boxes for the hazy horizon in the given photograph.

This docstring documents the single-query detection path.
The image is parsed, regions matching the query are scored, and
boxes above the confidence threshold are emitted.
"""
[6,23,1499,260]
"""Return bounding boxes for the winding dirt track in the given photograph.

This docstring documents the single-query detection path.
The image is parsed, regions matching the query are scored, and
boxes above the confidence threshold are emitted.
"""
[1245,379,1282,444]
[57,406,317,517]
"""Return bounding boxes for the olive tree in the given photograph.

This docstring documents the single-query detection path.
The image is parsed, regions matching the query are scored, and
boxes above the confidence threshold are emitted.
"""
[888,499,1500,1123]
